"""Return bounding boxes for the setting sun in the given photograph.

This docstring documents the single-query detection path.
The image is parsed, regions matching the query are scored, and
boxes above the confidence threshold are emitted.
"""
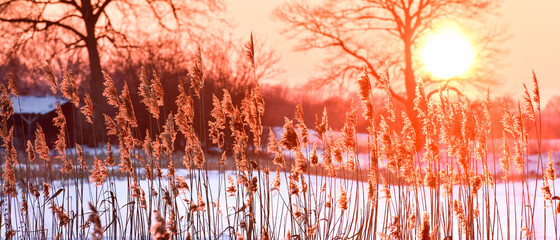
[420,27,475,79]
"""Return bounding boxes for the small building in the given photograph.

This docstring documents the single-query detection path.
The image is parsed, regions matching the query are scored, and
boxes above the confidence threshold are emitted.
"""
[10,96,73,149]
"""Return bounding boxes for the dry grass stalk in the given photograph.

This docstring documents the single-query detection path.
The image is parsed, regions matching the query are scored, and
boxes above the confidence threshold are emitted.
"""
[280,117,299,151]
[42,63,58,95]
[119,81,138,127]
[294,103,309,148]
[408,210,416,230]
[357,67,374,122]
[531,70,540,111]
[2,128,16,196]
[226,175,237,197]
[61,70,80,107]
[454,200,467,235]
[88,202,103,240]
[151,210,170,240]
[338,185,348,210]
[42,183,50,198]
[209,94,226,148]
[51,102,73,172]
[545,151,556,182]
[160,113,177,156]
[26,140,35,162]
[102,71,120,108]
[5,43,559,240]
[76,144,87,170]
[245,32,255,70]
[7,71,18,96]
[51,203,70,226]
[418,212,430,240]
[104,141,115,167]
[190,47,204,98]
[81,92,94,124]
[267,127,285,167]
[523,83,535,121]
[90,157,108,186]
[29,182,40,198]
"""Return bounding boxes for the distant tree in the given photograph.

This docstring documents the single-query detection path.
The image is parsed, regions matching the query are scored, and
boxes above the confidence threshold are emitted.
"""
[204,35,283,97]
[275,0,506,137]
[543,96,560,138]
[0,0,224,107]
[545,96,560,115]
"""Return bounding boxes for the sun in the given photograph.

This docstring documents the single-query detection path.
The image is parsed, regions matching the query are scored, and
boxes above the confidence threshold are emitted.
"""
[420,27,475,79]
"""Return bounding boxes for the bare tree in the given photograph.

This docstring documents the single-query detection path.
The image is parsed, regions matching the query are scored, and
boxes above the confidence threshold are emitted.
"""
[204,35,283,96]
[275,0,505,135]
[0,0,224,106]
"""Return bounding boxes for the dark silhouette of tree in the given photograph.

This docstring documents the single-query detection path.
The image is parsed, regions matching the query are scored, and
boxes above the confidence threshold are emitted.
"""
[542,96,560,138]
[275,0,505,138]
[545,96,560,115]
[204,35,283,96]
[0,0,224,107]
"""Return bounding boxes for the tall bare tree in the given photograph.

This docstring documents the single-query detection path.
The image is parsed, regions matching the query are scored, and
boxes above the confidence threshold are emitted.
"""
[0,0,224,106]
[275,0,505,135]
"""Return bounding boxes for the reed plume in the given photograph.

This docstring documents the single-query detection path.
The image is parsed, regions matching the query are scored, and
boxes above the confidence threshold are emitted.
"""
[81,92,94,124]
[42,63,58,95]
[267,127,285,167]
[2,129,16,196]
[294,103,309,148]
[190,47,204,98]
[119,81,138,127]
[42,183,50,198]
[545,152,556,181]
[61,70,80,107]
[245,32,255,70]
[26,140,35,162]
[102,71,120,108]
[209,94,226,148]
[7,71,18,96]
[522,83,535,121]
[51,204,70,226]
[104,141,115,167]
[0,84,14,120]
[226,175,237,196]
[357,67,374,121]
[280,117,299,151]
[531,70,540,111]
[338,185,348,210]
[76,144,87,170]
[454,200,467,234]
[90,157,108,186]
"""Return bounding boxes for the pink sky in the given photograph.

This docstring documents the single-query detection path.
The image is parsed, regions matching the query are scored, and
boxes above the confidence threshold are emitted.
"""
[229,0,560,105]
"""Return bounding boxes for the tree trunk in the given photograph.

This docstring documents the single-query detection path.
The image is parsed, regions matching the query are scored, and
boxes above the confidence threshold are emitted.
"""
[82,0,106,143]
[82,0,104,110]
[85,32,104,109]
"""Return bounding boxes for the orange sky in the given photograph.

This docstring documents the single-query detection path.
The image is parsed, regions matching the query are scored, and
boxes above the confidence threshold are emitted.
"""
[229,0,560,105]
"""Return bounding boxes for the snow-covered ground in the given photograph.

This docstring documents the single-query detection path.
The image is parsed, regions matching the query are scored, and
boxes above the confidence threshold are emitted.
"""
[3,169,560,239]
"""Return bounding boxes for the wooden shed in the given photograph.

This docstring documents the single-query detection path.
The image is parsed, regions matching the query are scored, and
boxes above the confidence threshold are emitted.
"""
[10,96,73,149]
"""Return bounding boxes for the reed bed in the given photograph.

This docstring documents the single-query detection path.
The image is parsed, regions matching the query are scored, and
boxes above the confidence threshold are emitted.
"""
[0,37,558,240]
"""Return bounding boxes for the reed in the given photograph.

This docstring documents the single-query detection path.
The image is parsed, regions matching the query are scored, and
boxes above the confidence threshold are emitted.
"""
[0,35,558,240]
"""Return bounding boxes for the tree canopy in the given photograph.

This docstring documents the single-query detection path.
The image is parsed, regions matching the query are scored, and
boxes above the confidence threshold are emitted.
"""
[0,0,225,106]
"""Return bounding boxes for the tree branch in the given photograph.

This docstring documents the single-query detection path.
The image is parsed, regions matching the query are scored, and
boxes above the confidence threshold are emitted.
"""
[93,0,112,22]
[0,17,86,40]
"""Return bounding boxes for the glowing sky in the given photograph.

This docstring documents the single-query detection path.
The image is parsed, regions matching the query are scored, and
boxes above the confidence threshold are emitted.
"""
[229,0,560,105]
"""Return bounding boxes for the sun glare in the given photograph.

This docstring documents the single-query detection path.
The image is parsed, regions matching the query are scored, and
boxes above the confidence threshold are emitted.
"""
[420,27,475,79]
